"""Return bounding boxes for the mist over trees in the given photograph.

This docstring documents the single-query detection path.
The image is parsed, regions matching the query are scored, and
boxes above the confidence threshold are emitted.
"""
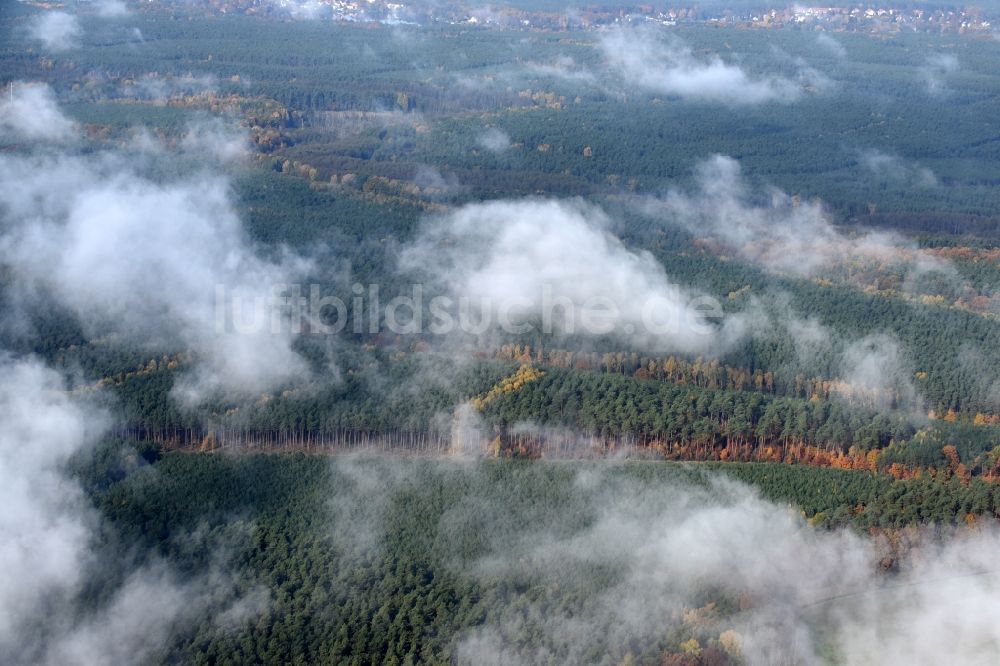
[5,2,1000,663]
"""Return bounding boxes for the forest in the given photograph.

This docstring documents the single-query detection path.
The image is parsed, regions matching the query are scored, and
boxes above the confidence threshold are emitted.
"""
[4,1,1000,663]
[62,443,1000,665]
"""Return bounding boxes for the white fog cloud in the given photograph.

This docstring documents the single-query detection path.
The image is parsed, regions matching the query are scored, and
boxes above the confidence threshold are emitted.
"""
[401,198,728,352]
[134,73,218,102]
[93,0,130,18]
[0,358,99,653]
[646,154,944,277]
[732,295,926,412]
[180,118,250,162]
[43,567,200,666]
[0,82,77,142]
[0,145,310,400]
[600,28,805,105]
[527,55,597,83]
[29,11,82,52]
[770,45,835,92]
[346,462,1000,666]
[458,470,1000,665]
[816,32,848,59]
[861,149,938,187]
[476,127,511,153]
[0,355,265,664]
[840,333,921,411]
[923,53,959,95]
[414,164,463,195]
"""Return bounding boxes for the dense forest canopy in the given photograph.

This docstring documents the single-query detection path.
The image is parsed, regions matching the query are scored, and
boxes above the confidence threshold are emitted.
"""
[4,1,1000,663]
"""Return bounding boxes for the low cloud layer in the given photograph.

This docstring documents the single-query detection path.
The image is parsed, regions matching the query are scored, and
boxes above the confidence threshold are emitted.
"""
[454,473,872,664]
[476,127,511,153]
[840,333,920,411]
[646,154,948,279]
[179,117,250,162]
[816,32,848,59]
[923,53,959,95]
[861,149,938,187]
[0,82,78,142]
[0,153,309,399]
[0,355,264,665]
[0,95,310,400]
[526,55,597,84]
[335,460,1000,666]
[0,358,99,653]
[401,198,727,352]
[93,0,130,18]
[28,11,82,52]
[135,73,218,102]
[725,300,925,414]
[600,28,806,105]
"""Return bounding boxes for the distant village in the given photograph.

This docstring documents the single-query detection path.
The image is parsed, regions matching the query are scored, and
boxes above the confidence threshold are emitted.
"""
[148,0,995,34]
